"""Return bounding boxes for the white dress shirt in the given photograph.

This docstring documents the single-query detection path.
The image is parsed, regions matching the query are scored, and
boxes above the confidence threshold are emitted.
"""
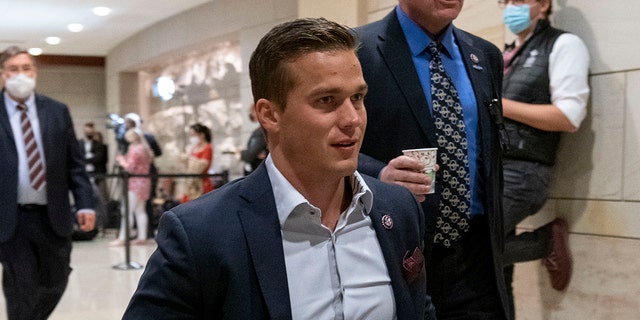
[4,92,48,205]
[549,33,590,129]
[265,155,396,320]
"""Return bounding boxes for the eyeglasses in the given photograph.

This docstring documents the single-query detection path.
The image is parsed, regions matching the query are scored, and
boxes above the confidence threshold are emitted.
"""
[497,0,528,9]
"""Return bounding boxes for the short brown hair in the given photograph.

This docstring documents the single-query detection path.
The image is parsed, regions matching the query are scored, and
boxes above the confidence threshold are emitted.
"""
[0,46,33,69]
[248,17,359,110]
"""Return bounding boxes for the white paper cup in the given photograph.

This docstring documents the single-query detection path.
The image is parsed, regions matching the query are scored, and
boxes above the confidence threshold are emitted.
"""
[402,148,437,194]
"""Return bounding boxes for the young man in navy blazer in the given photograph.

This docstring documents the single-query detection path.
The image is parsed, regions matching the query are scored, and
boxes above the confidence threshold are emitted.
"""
[124,17,435,319]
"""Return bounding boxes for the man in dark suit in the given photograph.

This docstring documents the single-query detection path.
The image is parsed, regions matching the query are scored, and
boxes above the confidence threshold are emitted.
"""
[80,122,109,232]
[124,17,434,319]
[356,1,510,319]
[0,46,95,319]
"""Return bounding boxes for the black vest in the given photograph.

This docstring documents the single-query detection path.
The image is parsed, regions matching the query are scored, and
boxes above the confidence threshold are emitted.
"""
[502,20,565,165]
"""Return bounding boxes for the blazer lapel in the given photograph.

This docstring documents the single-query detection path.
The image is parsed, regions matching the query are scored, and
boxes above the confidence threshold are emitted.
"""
[369,199,416,319]
[235,165,292,320]
[0,92,16,142]
[454,28,496,104]
[377,13,438,147]
[454,28,498,175]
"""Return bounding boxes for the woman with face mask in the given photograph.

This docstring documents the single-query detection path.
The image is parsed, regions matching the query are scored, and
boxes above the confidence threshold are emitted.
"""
[180,123,214,202]
[112,128,153,246]
[499,0,590,317]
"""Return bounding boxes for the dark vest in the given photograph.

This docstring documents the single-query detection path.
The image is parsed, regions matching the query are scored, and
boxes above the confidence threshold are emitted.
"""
[502,20,566,165]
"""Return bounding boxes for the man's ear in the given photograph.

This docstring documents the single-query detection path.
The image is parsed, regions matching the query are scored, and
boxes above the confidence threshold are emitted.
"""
[255,98,280,134]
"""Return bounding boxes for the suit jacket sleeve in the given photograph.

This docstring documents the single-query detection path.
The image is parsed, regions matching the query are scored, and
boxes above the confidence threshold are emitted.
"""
[61,106,94,210]
[123,211,201,319]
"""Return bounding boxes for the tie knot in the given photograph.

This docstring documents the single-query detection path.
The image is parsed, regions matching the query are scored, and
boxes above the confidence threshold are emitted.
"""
[428,42,441,57]
[17,104,27,112]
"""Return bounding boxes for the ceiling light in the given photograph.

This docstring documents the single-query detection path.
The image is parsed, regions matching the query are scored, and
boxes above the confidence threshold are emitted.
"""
[28,48,43,56]
[67,23,84,33]
[92,7,111,16]
[46,37,61,45]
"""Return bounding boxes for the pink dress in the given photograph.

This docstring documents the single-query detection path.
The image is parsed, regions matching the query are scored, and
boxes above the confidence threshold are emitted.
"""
[121,144,152,201]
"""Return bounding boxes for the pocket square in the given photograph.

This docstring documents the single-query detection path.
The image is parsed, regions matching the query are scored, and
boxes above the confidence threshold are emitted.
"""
[402,247,424,284]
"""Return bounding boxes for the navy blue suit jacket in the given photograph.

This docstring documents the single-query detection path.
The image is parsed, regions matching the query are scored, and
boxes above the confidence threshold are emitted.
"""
[0,91,93,242]
[355,10,509,318]
[124,164,431,319]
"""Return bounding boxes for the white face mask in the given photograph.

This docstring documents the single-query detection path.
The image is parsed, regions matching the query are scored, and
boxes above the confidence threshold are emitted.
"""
[5,73,36,100]
[189,136,200,146]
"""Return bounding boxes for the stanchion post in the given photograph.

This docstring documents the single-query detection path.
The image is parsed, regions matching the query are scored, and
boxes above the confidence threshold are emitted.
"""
[113,170,143,270]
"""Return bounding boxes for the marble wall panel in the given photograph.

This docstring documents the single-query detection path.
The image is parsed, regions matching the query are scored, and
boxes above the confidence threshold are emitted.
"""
[513,234,640,319]
[557,200,640,239]
[552,0,640,75]
[456,0,504,48]
[551,73,625,199]
[299,0,367,26]
[366,0,396,13]
[624,70,640,200]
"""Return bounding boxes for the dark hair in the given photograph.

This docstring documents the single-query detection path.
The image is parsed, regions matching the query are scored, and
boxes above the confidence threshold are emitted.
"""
[0,46,33,69]
[248,17,359,110]
[190,123,212,143]
[84,122,95,128]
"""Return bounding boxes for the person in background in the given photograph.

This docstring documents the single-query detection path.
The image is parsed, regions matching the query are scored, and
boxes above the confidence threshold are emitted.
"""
[0,45,95,320]
[499,0,590,315]
[80,122,108,231]
[181,123,214,202]
[356,0,510,318]
[111,128,153,246]
[240,104,268,175]
[122,112,162,239]
[123,17,434,319]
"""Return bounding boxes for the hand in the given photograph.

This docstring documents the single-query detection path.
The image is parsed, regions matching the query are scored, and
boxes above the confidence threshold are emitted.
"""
[77,211,96,232]
[115,155,125,167]
[379,155,434,202]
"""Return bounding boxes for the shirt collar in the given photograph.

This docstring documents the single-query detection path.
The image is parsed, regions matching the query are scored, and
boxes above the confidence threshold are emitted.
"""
[395,5,457,59]
[4,91,36,117]
[265,154,373,229]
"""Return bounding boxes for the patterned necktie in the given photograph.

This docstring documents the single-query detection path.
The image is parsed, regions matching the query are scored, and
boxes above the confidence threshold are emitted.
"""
[428,42,471,247]
[17,104,46,190]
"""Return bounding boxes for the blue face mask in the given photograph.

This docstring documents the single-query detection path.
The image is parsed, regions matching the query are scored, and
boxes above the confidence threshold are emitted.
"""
[503,4,531,34]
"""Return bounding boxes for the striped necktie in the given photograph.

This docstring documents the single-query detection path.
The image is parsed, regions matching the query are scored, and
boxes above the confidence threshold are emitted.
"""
[428,42,471,247]
[17,104,46,190]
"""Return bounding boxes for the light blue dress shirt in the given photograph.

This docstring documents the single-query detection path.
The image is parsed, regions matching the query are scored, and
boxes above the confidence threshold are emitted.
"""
[265,155,396,319]
[396,6,484,216]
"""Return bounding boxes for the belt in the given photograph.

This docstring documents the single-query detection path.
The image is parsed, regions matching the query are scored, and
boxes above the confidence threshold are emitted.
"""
[18,204,47,212]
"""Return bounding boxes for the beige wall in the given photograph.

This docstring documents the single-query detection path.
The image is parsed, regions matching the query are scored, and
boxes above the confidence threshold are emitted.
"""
[36,65,106,145]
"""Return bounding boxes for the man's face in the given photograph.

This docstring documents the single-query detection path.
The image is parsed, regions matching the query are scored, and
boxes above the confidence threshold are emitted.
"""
[1,53,37,83]
[84,126,95,139]
[400,0,464,35]
[266,50,368,181]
